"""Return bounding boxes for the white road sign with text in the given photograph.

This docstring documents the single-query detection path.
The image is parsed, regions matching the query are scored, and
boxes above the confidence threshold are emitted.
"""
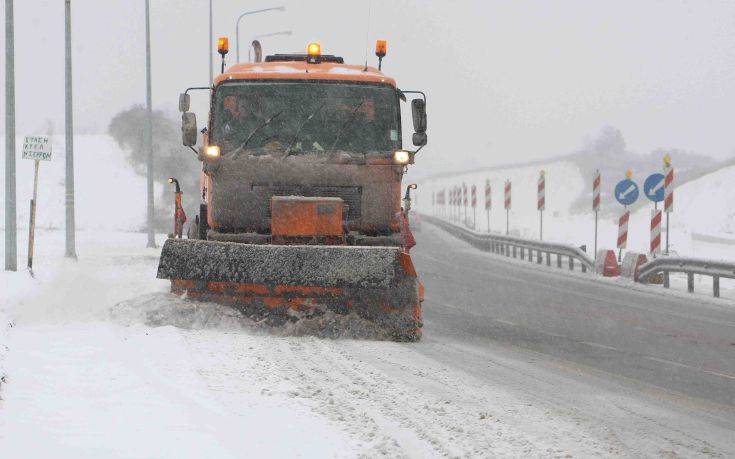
[22,136,53,161]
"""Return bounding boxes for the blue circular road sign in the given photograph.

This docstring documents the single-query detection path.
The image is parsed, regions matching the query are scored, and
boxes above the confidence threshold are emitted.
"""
[643,173,665,202]
[614,179,639,206]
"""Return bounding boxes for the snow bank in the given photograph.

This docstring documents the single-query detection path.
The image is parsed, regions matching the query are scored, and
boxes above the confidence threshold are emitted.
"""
[0,229,356,457]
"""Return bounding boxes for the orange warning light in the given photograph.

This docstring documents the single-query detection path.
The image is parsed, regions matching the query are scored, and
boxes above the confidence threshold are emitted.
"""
[217,37,229,56]
[375,40,387,58]
[307,42,321,57]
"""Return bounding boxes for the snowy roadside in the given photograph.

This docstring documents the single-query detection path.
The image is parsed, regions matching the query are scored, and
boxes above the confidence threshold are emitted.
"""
[0,230,357,458]
[2,228,733,457]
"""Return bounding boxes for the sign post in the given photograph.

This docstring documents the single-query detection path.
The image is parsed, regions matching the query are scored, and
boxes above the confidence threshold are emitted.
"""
[593,170,601,258]
[504,180,511,235]
[663,155,674,255]
[462,183,468,227]
[471,184,477,229]
[643,171,666,259]
[614,170,639,261]
[22,135,53,275]
[484,179,491,233]
[538,170,545,240]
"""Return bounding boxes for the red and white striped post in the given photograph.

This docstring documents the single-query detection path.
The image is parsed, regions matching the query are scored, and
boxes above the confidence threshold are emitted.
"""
[663,155,674,255]
[538,170,546,240]
[650,209,662,256]
[484,179,491,233]
[618,210,629,254]
[449,188,453,220]
[471,184,477,229]
[462,183,468,226]
[593,170,601,257]
[504,180,511,235]
[452,187,457,221]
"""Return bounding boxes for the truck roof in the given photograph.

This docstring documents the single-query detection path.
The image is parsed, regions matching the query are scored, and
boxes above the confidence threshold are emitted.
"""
[214,60,397,88]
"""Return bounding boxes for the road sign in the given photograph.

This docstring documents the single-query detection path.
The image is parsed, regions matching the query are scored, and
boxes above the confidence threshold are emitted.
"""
[664,166,674,213]
[537,171,545,211]
[614,179,639,206]
[22,136,52,161]
[643,173,665,203]
[650,209,662,255]
[617,211,630,249]
[484,180,491,210]
[592,170,601,212]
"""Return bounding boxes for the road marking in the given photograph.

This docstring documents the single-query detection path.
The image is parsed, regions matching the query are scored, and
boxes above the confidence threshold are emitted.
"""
[581,342,621,352]
[495,319,518,327]
[642,356,735,381]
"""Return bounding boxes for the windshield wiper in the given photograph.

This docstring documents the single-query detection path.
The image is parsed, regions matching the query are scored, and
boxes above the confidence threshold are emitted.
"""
[328,101,365,154]
[230,110,284,157]
[284,102,327,157]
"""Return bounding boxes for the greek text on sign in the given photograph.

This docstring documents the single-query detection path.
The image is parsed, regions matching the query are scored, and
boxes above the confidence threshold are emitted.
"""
[22,136,53,161]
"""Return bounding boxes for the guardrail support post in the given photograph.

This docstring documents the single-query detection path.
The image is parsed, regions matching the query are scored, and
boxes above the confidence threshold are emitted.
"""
[569,257,574,271]
[506,244,511,257]
[663,271,669,288]
[557,254,562,268]
[713,275,720,298]
[520,247,524,260]
[546,252,551,266]
[537,250,542,264]
[512,246,517,258]
[687,272,694,293]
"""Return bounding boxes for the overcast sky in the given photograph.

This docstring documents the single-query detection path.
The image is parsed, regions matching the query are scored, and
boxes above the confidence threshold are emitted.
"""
[2,0,735,176]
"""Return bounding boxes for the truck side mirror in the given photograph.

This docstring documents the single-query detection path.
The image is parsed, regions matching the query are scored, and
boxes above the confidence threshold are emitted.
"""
[411,99,427,134]
[412,132,427,147]
[182,112,197,146]
[179,93,190,113]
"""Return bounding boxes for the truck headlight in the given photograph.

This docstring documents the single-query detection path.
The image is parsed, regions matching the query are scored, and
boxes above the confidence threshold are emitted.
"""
[205,145,221,159]
[393,150,410,164]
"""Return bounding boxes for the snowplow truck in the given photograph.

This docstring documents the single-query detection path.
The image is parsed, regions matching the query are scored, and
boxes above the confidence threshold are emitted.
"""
[157,40,427,341]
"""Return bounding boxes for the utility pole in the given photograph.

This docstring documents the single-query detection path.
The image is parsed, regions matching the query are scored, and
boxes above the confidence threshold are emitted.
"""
[5,0,17,271]
[209,0,213,86]
[145,0,155,248]
[64,0,77,259]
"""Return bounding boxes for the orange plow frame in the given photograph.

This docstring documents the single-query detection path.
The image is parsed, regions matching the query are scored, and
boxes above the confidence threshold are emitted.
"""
[158,239,424,341]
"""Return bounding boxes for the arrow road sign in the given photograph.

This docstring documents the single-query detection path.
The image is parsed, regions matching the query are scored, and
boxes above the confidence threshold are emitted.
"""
[614,179,639,206]
[643,173,665,202]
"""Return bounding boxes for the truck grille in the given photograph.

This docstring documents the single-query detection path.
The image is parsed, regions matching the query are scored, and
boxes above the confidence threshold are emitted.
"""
[257,185,362,220]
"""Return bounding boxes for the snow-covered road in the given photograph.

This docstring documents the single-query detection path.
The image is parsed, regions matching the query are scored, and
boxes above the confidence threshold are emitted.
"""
[1,228,734,457]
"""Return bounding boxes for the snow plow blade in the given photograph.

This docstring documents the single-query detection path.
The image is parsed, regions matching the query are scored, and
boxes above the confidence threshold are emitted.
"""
[156,239,423,341]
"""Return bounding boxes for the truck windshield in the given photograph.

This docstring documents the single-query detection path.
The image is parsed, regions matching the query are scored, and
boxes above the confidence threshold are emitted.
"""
[212,81,400,156]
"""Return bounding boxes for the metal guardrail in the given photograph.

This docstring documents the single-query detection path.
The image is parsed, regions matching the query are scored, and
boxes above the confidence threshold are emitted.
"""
[421,215,595,273]
[638,257,735,298]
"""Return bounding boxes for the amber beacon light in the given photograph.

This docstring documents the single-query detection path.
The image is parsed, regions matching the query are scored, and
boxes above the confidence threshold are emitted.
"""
[375,40,388,70]
[218,37,229,56]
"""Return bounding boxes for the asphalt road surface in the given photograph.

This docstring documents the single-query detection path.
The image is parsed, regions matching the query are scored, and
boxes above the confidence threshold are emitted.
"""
[409,221,735,454]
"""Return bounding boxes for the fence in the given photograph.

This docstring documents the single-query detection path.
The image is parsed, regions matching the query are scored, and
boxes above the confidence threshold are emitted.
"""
[638,257,735,298]
[422,215,594,273]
